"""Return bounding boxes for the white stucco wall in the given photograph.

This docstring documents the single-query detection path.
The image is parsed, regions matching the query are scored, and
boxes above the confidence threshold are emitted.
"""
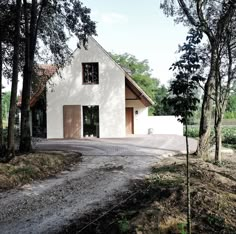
[125,99,183,135]
[146,116,183,135]
[126,100,149,134]
[47,37,126,138]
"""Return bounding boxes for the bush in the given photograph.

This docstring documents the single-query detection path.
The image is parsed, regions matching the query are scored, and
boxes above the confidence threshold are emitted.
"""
[185,126,199,138]
[185,126,236,146]
[224,112,236,119]
[222,127,236,145]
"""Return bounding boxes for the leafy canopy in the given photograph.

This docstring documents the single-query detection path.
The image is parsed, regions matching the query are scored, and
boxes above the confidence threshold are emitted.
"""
[167,29,205,124]
[110,52,157,99]
[110,52,173,115]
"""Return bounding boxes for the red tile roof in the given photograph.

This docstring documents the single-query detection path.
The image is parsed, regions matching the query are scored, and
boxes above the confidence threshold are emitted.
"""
[18,65,57,108]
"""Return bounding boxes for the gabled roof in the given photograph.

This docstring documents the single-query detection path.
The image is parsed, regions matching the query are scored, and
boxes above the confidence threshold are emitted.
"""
[125,73,154,106]
[30,65,57,107]
[20,37,154,108]
[17,65,57,108]
[90,37,154,107]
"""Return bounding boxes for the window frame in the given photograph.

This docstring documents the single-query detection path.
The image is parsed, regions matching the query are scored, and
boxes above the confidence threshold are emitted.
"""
[82,62,99,85]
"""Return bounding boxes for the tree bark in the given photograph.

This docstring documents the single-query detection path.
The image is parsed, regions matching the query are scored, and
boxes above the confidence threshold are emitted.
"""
[20,0,39,152]
[197,48,218,160]
[214,118,222,163]
[20,0,46,153]
[7,0,22,155]
[20,0,31,153]
[185,122,191,234]
[0,41,3,150]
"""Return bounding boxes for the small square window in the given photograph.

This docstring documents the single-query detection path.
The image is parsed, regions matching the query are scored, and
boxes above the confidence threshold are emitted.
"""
[82,63,99,84]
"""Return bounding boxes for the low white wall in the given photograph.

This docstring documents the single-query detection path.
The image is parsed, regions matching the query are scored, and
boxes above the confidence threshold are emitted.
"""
[126,99,182,136]
[146,116,183,135]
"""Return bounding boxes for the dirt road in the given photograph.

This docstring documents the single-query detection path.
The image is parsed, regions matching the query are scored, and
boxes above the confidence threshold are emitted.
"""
[0,135,197,234]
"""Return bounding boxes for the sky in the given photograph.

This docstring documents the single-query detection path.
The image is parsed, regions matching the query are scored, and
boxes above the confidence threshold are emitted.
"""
[77,0,189,85]
[3,0,189,91]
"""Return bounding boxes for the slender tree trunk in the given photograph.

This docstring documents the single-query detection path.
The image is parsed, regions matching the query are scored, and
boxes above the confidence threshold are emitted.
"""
[214,119,222,163]
[20,0,44,153]
[7,0,22,155]
[20,0,32,153]
[197,49,218,160]
[20,0,38,152]
[185,122,191,234]
[0,41,3,150]
[214,63,222,163]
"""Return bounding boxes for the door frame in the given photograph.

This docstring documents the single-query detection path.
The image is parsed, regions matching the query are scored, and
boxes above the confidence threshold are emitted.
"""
[82,105,100,137]
[126,107,134,135]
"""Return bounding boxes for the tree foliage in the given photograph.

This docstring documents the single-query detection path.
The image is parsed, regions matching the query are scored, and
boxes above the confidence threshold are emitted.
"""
[0,0,96,158]
[110,52,171,115]
[2,92,11,121]
[167,28,204,124]
[111,53,157,99]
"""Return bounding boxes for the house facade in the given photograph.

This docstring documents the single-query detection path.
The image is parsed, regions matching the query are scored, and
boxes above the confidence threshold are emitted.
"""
[46,37,155,139]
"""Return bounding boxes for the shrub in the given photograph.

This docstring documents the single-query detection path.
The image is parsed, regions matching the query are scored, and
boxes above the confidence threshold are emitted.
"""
[222,127,236,145]
[185,126,199,138]
[224,112,236,119]
[185,126,236,147]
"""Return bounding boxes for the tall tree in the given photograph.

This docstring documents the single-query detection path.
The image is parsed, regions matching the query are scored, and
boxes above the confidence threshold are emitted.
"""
[0,0,10,153]
[19,0,96,152]
[167,28,204,234]
[160,0,236,160]
[8,0,22,156]
[214,21,236,163]
[0,29,3,152]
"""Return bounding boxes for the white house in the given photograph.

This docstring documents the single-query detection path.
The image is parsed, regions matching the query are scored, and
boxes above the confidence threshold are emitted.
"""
[46,37,183,139]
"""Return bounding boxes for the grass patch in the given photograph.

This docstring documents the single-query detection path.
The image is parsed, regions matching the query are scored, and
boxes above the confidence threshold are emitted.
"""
[0,152,80,191]
[67,153,236,233]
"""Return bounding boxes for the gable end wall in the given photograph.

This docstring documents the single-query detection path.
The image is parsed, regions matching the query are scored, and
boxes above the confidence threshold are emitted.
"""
[47,38,126,138]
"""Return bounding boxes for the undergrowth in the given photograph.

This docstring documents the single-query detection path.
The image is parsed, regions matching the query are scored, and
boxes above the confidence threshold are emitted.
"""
[0,152,80,191]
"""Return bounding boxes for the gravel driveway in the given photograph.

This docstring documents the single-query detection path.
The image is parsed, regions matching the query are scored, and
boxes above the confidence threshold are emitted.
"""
[0,135,197,234]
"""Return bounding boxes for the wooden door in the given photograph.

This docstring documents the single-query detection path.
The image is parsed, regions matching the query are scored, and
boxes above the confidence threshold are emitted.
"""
[126,108,134,135]
[63,105,81,138]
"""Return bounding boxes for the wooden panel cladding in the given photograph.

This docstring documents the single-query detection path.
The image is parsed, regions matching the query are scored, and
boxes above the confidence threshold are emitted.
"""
[63,105,81,139]
[126,107,134,135]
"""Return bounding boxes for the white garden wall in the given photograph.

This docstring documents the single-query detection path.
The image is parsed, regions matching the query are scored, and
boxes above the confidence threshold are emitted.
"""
[126,99,182,135]
[146,116,183,135]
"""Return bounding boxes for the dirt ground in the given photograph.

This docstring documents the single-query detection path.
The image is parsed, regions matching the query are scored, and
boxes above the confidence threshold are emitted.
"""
[63,150,236,234]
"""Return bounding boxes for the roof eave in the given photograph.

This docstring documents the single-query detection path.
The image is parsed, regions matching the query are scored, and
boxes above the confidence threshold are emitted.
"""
[125,73,155,107]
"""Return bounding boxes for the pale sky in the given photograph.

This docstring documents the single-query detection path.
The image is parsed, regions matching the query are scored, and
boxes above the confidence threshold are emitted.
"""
[3,0,189,91]
[79,0,189,85]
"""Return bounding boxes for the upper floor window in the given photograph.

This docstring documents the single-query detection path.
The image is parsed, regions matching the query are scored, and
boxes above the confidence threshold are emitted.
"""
[82,63,99,84]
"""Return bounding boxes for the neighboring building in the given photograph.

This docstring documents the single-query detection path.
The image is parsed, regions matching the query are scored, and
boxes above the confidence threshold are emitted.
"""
[20,37,183,139]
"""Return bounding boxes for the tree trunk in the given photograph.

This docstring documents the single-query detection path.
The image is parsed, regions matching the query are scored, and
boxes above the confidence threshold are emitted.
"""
[20,0,31,153]
[197,49,218,160]
[20,0,38,153]
[214,119,222,163]
[7,0,22,155]
[185,122,191,234]
[0,41,3,149]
